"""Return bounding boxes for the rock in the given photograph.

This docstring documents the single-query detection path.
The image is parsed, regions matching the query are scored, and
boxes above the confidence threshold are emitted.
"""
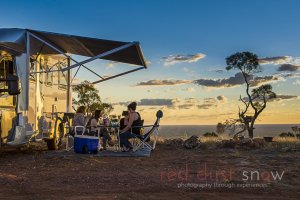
[183,135,200,149]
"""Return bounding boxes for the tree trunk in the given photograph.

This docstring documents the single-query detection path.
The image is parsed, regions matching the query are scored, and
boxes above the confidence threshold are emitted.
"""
[248,128,254,138]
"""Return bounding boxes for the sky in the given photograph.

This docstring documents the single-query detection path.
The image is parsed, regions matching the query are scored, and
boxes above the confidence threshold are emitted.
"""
[1,0,300,125]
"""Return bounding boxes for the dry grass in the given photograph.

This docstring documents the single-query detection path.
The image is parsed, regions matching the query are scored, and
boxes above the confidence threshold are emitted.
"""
[158,134,300,151]
[155,136,166,144]
[271,137,300,150]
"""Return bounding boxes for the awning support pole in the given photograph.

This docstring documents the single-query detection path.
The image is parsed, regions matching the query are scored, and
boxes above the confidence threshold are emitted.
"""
[60,42,138,72]
[92,66,145,84]
[67,58,71,112]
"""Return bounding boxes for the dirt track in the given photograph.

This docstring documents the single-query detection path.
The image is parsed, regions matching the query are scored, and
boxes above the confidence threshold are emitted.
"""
[0,142,299,200]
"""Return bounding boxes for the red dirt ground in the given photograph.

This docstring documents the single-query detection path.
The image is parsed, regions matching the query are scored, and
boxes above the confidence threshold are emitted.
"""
[0,142,299,199]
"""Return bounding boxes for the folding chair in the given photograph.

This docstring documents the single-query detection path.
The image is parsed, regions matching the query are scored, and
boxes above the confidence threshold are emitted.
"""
[132,110,163,152]
[65,125,85,151]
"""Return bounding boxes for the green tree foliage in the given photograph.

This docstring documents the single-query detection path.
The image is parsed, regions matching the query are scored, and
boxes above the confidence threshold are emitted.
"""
[226,52,276,138]
[72,81,113,115]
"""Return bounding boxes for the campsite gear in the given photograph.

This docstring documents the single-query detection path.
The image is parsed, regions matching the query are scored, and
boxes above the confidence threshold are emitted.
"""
[74,126,100,154]
[0,28,147,150]
[132,110,163,152]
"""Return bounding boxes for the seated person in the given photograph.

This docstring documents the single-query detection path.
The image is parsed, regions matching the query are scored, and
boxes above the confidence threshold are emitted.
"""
[72,106,87,135]
[89,109,114,150]
[119,111,129,130]
[119,102,143,152]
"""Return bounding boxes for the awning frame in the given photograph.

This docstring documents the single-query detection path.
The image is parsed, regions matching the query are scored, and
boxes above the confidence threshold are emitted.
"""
[27,31,147,85]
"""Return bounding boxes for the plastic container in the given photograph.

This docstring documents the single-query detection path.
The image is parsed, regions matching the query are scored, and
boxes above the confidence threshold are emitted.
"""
[74,126,100,154]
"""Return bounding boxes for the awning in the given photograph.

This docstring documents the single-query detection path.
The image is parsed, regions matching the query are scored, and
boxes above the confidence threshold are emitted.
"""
[0,28,147,67]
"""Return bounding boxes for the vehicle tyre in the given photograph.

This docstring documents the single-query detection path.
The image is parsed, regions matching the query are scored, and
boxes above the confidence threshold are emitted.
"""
[46,121,64,151]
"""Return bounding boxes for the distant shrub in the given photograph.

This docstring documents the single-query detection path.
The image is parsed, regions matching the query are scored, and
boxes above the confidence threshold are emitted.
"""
[296,134,300,139]
[279,132,295,138]
[203,132,218,137]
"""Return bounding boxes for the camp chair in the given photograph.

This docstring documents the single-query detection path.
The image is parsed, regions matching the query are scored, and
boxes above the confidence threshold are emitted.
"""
[132,110,163,152]
[65,126,85,151]
[65,134,74,151]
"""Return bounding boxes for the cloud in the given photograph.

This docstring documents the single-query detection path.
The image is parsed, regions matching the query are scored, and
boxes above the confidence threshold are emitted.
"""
[259,56,300,72]
[183,67,195,74]
[101,74,111,79]
[279,72,300,79]
[259,56,291,65]
[194,72,247,88]
[139,99,175,106]
[194,73,283,88]
[115,97,224,112]
[242,94,298,103]
[216,95,228,102]
[270,94,298,102]
[162,53,206,66]
[197,98,217,109]
[106,60,151,68]
[178,104,195,109]
[250,75,280,87]
[277,64,300,72]
[106,61,117,69]
[183,87,195,92]
[174,98,217,110]
[293,79,300,85]
[114,98,177,107]
[135,79,191,86]
[214,69,225,73]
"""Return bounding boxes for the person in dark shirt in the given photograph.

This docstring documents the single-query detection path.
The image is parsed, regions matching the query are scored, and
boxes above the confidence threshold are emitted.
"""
[119,111,129,130]
[119,102,143,151]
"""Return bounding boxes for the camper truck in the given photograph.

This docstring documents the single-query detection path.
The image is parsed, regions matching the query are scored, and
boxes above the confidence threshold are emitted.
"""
[0,28,147,150]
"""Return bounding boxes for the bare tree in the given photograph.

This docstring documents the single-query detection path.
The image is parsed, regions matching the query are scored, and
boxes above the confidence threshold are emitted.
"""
[226,52,276,138]
[221,119,246,139]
